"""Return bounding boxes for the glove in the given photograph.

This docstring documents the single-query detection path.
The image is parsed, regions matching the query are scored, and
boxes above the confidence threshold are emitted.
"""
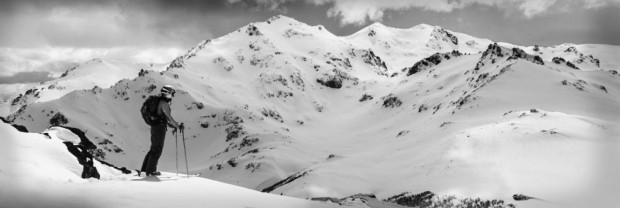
[179,123,185,131]
[172,127,177,135]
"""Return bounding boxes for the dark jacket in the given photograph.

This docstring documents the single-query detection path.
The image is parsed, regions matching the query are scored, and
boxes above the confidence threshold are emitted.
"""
[156,98,179,128]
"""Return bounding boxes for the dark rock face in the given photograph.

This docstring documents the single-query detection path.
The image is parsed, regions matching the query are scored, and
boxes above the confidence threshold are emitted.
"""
[138,69,149,77]
[565,46,578,53]
[566,61,579,69]
[553,57,579,69]
[405,50,462,76]
[562,46,601,67]
[60,66,78,78]
[262,169,310,193]
[316,69,358,89]
[507,47,544,65]
[0,116,28,133]
[475,43,504,71]
[11,124,28,133]
[246,24,262,36]
[361,49,388,73]
[316,77,342,89]
[385,191,435,208]
[476,44,544,68]
[385,191,514,208]
[510,47,527,59]
[532,56,545,65]
[60,126,97,149]
[359,94,373,102]
[432,27,459,45]
[167,56,185,70]
[59,126,100,179]
[368,29,376,37]
[0,117,29,132]
[382,95,403,108]
[552,57,566,64]
[50,112,69,126]
[63,142,101,179]
[57,126,131,178]
[443,29,459,45]
[483,43,504,59]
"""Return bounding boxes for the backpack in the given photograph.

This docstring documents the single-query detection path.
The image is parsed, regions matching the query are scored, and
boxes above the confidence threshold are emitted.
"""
[141,95,164,126]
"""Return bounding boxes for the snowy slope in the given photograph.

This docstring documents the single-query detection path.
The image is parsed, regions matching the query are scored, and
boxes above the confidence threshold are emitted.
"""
[6,58,168,115]
[0,83,38,116]
[4,15,620,208]
[503,42,620,72]
[0,122,351,208]
[347,23,492,70]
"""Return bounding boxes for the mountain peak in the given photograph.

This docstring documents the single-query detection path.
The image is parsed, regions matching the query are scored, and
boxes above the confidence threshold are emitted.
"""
[412,23,438,30]
[264,15,303,26]
[368,22,387,28]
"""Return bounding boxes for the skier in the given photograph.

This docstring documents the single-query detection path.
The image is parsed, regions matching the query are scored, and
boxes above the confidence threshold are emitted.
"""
[140,85,182,176]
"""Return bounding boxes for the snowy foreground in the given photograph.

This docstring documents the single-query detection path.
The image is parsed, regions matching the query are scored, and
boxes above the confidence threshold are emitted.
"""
[0,122,352,208]
[3,117,619,208]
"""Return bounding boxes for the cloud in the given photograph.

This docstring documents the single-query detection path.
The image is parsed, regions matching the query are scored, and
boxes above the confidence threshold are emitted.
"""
[0,71,55,84]
[582,0,620,8]
[0,0,217,48]
[516,0,558,18]
[0,47,183,80]
[322,0,462,25]
[317,0,562,25]
[229,0,620,25]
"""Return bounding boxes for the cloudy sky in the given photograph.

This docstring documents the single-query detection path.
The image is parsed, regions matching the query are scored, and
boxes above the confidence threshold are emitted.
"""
[1,0,619,84]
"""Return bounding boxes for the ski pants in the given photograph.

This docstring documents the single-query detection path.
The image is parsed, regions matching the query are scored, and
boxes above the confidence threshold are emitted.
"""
[141,123,167,173]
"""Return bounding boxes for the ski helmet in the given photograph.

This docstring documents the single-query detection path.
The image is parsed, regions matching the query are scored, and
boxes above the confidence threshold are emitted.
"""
[161,85,176,96]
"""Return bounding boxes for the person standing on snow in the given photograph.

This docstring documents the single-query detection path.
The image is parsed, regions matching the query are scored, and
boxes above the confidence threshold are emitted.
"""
[141,85,183,176]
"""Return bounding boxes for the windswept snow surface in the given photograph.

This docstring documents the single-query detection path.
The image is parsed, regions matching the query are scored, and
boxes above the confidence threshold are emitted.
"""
[3,15,620,208]
[0,122,349,208]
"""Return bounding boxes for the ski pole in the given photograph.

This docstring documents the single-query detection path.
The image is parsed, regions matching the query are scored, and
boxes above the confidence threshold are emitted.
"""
[182,127,189,178]
[175,130,179,176]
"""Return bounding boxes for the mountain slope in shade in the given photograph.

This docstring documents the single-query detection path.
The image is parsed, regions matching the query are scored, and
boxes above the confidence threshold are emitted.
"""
[5,15,620,208]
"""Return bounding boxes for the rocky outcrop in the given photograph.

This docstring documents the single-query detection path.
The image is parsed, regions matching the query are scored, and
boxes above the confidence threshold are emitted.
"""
[431,27,459,45]
[63,142,101,179]
[382,94,403,108]
[507,47,544,65]
[262,169,311,193]
[46,126,130,179]
[385,191,515,208]
[360,49,389,76]
[316,69,358,89]
[0,117,29,132]
[563,46,600,67]
[475,43,543,71]
[552,57,579,69]
[404,50,462,76]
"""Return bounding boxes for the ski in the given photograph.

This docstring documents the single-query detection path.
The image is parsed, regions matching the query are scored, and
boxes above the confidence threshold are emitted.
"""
[134,169,200,178]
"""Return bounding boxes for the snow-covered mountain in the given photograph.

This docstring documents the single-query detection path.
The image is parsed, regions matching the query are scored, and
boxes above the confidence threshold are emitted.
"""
[4,58,168,115]
[3,15,620,208]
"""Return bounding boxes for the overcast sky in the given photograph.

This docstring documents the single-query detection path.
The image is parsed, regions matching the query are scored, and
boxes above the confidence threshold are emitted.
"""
[1,0,619,84]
